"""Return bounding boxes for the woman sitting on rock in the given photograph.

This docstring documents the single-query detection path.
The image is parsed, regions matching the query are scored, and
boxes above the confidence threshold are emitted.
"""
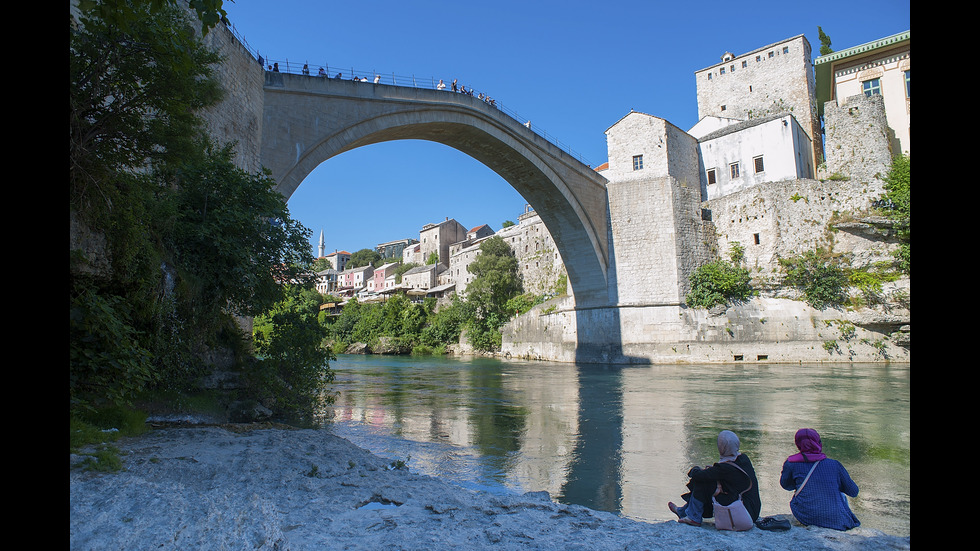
[780,428,860,530]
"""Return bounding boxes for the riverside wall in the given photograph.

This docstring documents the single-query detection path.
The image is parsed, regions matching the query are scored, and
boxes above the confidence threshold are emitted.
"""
[502,296,909,364]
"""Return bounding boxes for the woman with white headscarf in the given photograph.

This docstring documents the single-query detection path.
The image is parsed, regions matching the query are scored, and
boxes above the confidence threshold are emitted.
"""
[669,430,762,527]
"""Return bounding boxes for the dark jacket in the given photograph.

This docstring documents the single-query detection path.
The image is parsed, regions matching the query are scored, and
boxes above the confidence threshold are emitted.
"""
[687,454,762,521]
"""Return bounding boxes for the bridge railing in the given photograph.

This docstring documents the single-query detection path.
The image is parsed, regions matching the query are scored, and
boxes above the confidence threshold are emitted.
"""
[226,24,594,167]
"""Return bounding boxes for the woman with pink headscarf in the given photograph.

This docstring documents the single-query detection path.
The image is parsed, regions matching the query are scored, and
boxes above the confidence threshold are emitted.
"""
[780,428,860,530]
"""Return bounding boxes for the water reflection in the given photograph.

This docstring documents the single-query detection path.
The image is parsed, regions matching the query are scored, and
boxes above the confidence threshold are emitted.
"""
[324,355,909,536]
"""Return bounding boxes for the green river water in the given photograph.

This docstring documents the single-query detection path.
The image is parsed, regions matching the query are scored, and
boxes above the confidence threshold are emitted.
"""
[322,355,909,536]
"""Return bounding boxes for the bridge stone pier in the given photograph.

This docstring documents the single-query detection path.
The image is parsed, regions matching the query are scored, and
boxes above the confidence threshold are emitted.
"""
[259,73,611,309]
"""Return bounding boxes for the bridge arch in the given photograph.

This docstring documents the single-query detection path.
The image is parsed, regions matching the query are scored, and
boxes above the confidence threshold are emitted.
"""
[260,75,610,306]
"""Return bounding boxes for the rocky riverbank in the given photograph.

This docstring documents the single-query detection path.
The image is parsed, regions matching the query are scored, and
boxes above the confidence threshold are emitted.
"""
[70,425,909,550]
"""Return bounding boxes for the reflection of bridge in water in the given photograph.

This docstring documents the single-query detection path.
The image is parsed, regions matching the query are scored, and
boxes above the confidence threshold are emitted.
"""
[259,71,611,308]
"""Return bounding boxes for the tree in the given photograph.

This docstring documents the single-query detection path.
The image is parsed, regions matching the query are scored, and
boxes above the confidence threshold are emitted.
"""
[426,251,441,266]
[501,220,516,228]
[882,155,910,273]
[818,27,834,56]
[71,5,222,207]
[311,257,334,272]
[168,144,314,321]
[70,5,316,410]
[251,285,333,413]
[465,237,522,350]
[349,248,381,268]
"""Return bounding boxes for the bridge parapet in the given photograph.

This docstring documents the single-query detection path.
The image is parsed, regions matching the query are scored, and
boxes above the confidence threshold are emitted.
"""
[262,68,594,168]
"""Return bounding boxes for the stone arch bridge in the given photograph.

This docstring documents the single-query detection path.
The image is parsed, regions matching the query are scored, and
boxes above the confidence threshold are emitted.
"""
[259,73,610,307]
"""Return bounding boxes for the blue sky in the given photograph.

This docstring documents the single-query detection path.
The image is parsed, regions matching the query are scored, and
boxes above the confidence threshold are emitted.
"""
[222,0,910,257]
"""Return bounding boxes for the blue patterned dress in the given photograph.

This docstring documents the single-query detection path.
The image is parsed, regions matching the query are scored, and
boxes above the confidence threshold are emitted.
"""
[780,458,860,530]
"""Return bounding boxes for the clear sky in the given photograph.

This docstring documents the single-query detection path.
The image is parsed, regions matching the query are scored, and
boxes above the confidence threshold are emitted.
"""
[222,0,910,257]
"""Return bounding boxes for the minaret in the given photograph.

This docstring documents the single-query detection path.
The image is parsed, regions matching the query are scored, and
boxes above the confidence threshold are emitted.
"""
[318,230,325,258]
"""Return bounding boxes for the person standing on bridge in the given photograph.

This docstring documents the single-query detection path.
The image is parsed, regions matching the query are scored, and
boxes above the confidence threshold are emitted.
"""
[452,79,458,92]
[437,79,446,90]
[318,67,326,77]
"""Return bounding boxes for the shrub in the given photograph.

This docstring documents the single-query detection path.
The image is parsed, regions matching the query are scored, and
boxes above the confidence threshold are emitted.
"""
[781,250,848,309]
[686,243,753,309]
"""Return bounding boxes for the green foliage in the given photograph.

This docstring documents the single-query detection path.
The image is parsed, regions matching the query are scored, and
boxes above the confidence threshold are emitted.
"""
[686,244,753,309]
[781,249,849,309]
[169,145,314,319]
[881,155,910,273]
[847,265,899,306]
[465,237,523,350]
[77,445,125,472]
[818,26,833,56]
[70,6,314,413]
[349,248,382,268]
[505,293,545,317]
[70,289,155,409]
[501,220,516,228]
[311,257,333,272]
[71,4,222,208]
[553,272,568,296]
[324,237,534,354]
[77,0,228,34]
[71,406,150,471]
[426,251,441,266]
[392,262,419,284]
[251,285,335,413]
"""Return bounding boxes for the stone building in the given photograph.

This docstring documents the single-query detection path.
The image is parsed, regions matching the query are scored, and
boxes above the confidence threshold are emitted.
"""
[323,250,351,272]
[694,35,821,167]
[419,218,466,267]
[375,238,418,261]
[446,209,567,298]
[815,30,909,156]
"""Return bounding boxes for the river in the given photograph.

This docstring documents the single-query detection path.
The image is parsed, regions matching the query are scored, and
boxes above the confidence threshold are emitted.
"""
[321,354,909,537]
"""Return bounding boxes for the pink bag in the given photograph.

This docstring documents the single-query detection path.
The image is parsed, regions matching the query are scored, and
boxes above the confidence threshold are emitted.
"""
[711,463,754,531]
[712,496,753,531]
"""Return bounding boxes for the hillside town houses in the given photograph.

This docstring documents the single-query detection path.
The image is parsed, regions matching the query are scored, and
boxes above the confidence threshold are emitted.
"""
[314,205,568,308]
[314,29,908,313]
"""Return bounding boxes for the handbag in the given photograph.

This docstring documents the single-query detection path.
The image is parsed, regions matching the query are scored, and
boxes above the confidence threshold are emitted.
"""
[792,460,822,502]
[711,463,754,531]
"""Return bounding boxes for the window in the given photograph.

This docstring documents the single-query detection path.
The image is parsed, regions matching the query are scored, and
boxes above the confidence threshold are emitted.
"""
[708,73,713,80]
[730,162,740,179]
[768,51,774,58]
[863,78,881,97]
[707,169,717,185]
[720,67,725,75]
[721,105,726,111]
[905,70,910,98]
[756,55,761,62]
[753,155,765,173]
[730,64,735,72]
[783,46,789,54]
[742,60,747,68]
[632,155,643,170]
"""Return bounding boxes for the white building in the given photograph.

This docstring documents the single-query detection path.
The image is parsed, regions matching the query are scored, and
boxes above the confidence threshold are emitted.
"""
[696,113,814,200]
